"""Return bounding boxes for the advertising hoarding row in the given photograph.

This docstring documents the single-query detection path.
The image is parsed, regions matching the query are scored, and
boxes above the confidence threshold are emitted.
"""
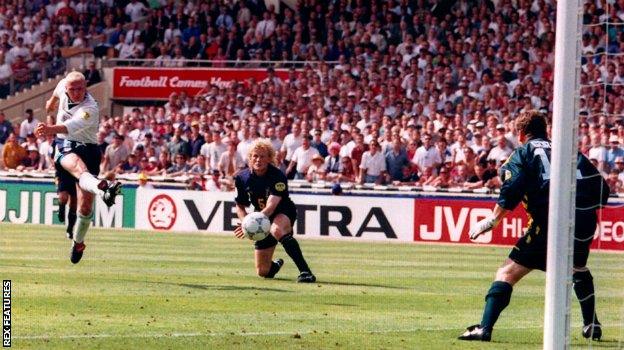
[2,181,622,251]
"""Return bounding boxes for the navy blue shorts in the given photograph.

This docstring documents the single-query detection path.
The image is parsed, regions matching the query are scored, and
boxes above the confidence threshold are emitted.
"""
[55,140,101,176]
[55,166,77,195]
[254,208,297,250]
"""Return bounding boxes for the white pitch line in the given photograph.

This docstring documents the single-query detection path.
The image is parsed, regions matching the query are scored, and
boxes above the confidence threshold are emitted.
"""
[13,326,547,340]
[16,323,624,341]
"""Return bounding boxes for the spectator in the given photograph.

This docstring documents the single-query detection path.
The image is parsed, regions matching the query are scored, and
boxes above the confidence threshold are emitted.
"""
[168,126,190,157]
[615,157,624,184]
[205,169,223,191]
[143,156,160,176]
[280,123,303,173]
[413,133,441,175]
[429,166,452,188]
[1,133,26,169]
[11,55,30,90]
[287,135,319,180]
[0,54,11,97]
[218,141,245,178]
[201,130,227,172]
[188,122,205,158]
[359,140,387,184]
[125,0,147,22]
[450,164,470,188]
[487,135,513,166]
[606,169,622,194]
[464,162,497,190]
[19,109,37,141]
[350,133,368,176]
[324,142,342,175]
[306,154,326,182]
[84,61,101,86]
[166,153,191,177]
[310,129,328,157]
[394,166,420,186]
[101,133,130,173]
[21,132,39,150]
[117,153,140,174]
[16,145,40,171]
[325,156,356,183]
[189,154,208,174]
[385,137,410,183]
[0,112,14,145]
[588,134,607,173]
[606,135,624,171]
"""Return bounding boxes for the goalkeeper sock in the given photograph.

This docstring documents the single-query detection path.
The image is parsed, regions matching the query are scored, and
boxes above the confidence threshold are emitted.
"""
[279,234,310,273]
[573,270,599,326]
[67,210,77,235]
[480,281,513,331]
[73,213,92,243]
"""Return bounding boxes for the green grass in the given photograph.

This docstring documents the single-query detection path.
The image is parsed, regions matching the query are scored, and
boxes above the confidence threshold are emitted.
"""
[1,223,623,349]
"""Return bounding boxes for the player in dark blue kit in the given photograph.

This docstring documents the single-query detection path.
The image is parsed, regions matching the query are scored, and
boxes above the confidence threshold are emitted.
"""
[54,138,78,239]
[459,110,610,342]
[233,139,316,283]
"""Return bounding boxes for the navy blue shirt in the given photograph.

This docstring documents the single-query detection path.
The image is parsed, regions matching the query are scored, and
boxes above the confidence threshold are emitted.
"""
[0,120,13,144]
[234,164,296,213]
[385,147,410,181]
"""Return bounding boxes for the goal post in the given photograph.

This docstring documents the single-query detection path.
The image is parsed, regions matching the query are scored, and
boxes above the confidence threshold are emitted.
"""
[544,0,582,348]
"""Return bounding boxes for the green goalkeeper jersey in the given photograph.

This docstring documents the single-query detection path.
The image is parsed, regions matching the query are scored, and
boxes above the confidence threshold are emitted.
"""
[497,136,609,221]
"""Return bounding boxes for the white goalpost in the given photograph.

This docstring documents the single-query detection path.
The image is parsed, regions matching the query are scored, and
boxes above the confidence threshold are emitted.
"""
[544,0,582,348]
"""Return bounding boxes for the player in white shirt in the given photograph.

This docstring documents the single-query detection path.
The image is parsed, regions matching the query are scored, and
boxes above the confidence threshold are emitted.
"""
[36,71,121,264]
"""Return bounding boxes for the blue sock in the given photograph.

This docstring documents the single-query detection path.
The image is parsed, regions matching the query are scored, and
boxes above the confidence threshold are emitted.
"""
[480,281,513,331]
[67,210,77,235]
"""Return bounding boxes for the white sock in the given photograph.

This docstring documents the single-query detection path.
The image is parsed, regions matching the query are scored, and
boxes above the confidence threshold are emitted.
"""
[78,173,105,196]
[73,213,92,243]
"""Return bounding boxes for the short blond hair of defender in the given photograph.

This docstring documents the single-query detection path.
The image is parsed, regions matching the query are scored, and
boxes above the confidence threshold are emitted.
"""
[247,138,278,166]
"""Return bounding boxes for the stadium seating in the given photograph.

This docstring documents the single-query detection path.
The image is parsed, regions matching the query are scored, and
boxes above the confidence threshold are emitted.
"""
[0,0,622,194]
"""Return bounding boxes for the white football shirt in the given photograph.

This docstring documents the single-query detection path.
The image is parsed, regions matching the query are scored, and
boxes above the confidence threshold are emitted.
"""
[53,78,99,144]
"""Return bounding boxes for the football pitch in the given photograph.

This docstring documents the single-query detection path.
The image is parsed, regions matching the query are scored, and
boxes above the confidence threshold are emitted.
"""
[2,223,623,349]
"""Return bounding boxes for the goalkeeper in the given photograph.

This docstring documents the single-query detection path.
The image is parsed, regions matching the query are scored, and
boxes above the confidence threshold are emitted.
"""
[458,110,610,342]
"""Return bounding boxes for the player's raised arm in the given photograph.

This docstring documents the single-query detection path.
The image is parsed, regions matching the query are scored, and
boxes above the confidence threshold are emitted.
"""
[45,95,59,114]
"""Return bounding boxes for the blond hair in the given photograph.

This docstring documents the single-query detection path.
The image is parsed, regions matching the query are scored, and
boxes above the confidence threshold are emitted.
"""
[248,138,277,166]
[65,71,86,84]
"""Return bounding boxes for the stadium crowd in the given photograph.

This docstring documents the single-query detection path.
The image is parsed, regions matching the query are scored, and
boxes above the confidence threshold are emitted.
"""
[0,0,623,193]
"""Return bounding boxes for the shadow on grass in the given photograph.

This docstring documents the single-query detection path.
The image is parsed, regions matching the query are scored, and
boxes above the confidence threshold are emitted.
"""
[316,280,408,290]
[116,278,291,293]
[493,338,621,348]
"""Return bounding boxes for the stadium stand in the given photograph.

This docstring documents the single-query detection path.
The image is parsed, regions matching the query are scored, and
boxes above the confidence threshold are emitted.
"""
[0,0,623,194]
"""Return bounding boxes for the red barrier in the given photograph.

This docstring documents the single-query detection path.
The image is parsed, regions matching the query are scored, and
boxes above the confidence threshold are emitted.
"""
[414,198,624,251]
[112,67,292,99]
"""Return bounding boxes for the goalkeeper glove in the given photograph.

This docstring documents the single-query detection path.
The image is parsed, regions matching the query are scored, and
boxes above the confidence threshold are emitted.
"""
[469,216,499,240]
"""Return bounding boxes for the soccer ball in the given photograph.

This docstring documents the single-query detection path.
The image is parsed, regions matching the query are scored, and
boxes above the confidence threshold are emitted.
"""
[241,212,271,241]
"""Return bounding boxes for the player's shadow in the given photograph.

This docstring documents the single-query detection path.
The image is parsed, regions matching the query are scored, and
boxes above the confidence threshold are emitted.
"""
[116,278,290,293]
[314,280,408,290]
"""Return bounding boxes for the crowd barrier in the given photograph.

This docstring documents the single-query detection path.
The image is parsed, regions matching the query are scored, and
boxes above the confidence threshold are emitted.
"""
[1,177,623,252]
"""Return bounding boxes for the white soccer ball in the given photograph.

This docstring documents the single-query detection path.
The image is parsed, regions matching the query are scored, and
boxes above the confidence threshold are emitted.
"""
[241,212,271,241]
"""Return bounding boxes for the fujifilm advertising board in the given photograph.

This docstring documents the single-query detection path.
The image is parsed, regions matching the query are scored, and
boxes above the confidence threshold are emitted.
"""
[0,180,135,228]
